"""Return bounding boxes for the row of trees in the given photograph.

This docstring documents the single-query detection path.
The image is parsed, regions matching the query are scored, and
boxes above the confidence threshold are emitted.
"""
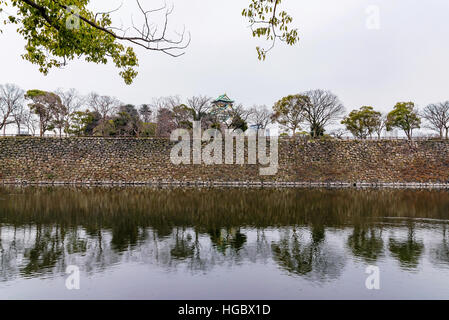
[0,83,275,137]
[341,102,449,140]
[272,91,449,140]
[1,83,448,139]
[341,103,417,140]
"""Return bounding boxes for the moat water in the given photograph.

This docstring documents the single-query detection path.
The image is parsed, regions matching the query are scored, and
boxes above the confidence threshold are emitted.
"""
[0,187,449,299]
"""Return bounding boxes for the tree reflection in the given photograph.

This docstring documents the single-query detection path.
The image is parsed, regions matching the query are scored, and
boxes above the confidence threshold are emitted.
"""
[271,228,345,281]
[110,219,147,252]
[208,228,247,255]
[1,186,449,282]
[170,227,195,260]
[347,226,384,263]
[388,223,424,270]
[21,225,65,276]
[310,224,326,244]
[430,225,449,268]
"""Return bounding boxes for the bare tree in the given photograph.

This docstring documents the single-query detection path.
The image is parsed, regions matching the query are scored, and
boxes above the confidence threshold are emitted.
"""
[374,114,387,139]
[329,129,346,139]
[150,95,188,132]
[156,107,176,137]
[52,102,69,138]
[164,96,183,110]
[0,84,24,135]
[422,102,449,139]
[186,96,211,121]
[249,105,272,129]
[12,96,39,136]
[303,89,346,137]
[226,103,252,131]
[12,102,28,134]
[87,92,121,121]
[228,104,252,121]
[150,95,182,111]
[56,88,84,135]
[23,110,39,135]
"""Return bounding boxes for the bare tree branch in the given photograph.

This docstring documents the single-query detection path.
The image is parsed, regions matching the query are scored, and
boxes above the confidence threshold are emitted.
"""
[249,105,272,129]
[18,0,191,57]
[422,102,449,139]
[303,89,346,137]
[0,83,24,134]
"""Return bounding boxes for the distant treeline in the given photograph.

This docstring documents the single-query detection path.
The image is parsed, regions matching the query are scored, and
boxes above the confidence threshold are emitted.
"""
[1,84,448,139]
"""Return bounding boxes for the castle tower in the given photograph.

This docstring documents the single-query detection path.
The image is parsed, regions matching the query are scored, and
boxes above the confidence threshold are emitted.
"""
[211,93,234,123]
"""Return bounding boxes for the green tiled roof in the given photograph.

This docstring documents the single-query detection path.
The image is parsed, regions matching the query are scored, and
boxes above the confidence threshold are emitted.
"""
[213,93,234,104]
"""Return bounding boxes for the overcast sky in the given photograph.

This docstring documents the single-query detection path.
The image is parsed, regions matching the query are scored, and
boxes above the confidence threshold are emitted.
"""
[1,0,449,123]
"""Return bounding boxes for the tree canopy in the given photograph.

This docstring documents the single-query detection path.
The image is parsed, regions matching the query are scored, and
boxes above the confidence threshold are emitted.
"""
[341,106,382,139]
[272,94,310,135]
[386,102,421,140]
[25,89,66,136]
[0,0,300,84]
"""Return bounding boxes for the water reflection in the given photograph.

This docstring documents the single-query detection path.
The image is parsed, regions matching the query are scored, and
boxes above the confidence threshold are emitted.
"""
[347,227,384,263]
[271,228,345,281]
[430,226,449,268]
[1,187,449,298]
[388,223,424,270]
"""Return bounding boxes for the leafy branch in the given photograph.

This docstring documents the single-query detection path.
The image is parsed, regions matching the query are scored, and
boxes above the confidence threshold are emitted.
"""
[242,0,300,60]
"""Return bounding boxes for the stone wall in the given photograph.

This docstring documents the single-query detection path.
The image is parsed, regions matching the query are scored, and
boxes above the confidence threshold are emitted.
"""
[1,137,449,185]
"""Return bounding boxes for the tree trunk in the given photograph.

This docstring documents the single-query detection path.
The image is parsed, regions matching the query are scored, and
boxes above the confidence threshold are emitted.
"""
[408,129,413,140]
